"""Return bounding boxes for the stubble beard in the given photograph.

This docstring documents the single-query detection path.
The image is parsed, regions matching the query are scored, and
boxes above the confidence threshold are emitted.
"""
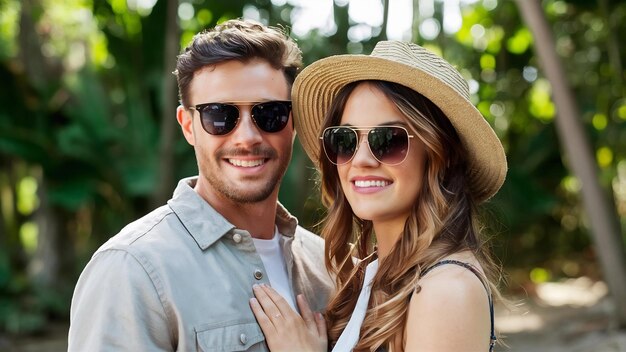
[199,146,292,204]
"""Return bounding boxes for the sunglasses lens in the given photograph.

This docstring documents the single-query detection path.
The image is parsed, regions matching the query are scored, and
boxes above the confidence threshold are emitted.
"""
[368,127,410,164]
[199,104,239,135]
[323,127,358,165]
[252,101,291,133]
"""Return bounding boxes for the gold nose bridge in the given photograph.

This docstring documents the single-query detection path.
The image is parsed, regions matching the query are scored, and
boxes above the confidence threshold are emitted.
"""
[353,130,373,157]
[223,101,258,121]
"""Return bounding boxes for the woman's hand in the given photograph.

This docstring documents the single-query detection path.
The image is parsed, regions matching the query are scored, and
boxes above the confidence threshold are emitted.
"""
[250,284,327,352]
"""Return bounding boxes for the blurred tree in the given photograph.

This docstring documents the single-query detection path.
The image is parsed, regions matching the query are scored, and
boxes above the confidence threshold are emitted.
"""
[516,0,626,328]
[153,0,181,207]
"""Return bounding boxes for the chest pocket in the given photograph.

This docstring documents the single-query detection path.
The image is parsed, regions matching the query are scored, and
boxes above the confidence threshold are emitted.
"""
[195,321,265,352]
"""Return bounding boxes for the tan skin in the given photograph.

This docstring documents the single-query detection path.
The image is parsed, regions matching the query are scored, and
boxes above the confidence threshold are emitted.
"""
[251,83,491,351]
[177,59,295,239]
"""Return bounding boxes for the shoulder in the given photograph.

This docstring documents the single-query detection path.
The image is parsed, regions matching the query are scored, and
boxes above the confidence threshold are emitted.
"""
[98,204,177,253]
[85,204,185,283]
[70,247,172,350]
[80,247,153,285]
[290,225,326,262]
[415,262,489,309]
[72,247,165,318]
[404,261,491,351]
[292,225,324,251]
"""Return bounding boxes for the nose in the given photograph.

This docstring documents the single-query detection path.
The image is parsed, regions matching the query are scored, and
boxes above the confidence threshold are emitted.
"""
[350,133,379,167]
[230,107,263,147]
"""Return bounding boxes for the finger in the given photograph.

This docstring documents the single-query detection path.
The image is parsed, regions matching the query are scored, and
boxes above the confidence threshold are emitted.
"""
[259,284,293,317]
[315,312,327,339]
[296,294,316,331]
[249,298,277,336]
[252,284,284,323]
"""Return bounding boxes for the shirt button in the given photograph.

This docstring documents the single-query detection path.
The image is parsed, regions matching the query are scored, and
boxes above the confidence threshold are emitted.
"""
[240,333,248,345]
[233,233,242,243]
[254,269,263,280]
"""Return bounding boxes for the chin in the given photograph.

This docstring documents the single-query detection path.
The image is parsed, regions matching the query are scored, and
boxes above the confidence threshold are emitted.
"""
[351,209,378,222]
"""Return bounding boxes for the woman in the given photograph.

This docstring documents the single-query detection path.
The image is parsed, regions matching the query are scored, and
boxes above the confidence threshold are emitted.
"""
[249,41,507,351]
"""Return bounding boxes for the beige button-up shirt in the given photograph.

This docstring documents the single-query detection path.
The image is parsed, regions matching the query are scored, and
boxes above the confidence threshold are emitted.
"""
[69,177,334,351]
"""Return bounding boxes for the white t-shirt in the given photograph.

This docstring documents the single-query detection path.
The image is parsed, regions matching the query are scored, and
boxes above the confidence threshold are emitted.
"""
[252,228,297,310]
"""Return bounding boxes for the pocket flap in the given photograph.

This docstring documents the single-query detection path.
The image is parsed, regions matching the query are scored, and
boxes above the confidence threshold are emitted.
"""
[195,321,265,351]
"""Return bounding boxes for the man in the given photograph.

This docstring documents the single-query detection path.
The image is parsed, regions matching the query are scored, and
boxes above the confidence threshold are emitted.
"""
[69,19,333,351]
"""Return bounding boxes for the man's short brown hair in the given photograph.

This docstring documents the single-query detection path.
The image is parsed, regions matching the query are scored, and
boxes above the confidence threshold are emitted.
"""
[174,19,302,107]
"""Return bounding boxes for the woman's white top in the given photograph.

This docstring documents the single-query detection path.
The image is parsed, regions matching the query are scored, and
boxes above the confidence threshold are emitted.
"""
[332,259,379,352]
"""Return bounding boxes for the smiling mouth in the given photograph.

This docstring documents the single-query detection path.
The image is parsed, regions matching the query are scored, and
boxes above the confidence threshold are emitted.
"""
[354,180,391,188]
[228,158,266,167]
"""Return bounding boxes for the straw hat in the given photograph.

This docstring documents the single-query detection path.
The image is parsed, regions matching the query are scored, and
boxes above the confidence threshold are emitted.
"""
[292,41,507,202]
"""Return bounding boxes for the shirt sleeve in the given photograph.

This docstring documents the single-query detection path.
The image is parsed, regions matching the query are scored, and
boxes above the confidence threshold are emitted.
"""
[68,248,173,351]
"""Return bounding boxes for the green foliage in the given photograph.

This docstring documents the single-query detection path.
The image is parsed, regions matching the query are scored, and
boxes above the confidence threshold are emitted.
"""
[0,257,70,334]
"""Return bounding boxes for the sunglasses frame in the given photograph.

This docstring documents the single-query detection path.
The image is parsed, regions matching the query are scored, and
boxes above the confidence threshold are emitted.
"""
[188,100,292,136]
[320,125,415,166]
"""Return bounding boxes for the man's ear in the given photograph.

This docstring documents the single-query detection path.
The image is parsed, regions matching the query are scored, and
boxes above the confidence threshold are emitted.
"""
[177,105,195,146]
[290,113,296,143]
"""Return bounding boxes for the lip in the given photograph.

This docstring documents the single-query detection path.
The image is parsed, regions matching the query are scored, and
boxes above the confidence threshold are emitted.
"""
[349,176,393,194]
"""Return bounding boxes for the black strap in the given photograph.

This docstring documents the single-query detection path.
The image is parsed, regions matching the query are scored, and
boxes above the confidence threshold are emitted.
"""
[421,259,497,352]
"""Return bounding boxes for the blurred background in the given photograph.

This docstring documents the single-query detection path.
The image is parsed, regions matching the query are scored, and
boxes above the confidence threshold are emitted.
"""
[0,0,625,350]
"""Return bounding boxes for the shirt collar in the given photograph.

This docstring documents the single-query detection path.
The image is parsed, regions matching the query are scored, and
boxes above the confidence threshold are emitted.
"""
[168,177,298,250]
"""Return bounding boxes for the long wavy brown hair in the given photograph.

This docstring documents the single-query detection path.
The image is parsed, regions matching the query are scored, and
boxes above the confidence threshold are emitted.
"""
[320,80,502,351]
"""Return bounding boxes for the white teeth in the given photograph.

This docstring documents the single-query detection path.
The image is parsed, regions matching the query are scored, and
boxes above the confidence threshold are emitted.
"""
[354,180,390,188]
[228,159,265,167]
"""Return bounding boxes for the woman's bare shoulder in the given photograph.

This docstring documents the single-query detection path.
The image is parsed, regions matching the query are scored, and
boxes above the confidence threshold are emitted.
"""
[403,256,492,351]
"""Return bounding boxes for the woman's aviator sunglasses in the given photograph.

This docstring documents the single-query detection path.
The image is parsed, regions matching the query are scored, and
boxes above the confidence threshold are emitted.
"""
[189,101,292,135]
[321,126,414,165]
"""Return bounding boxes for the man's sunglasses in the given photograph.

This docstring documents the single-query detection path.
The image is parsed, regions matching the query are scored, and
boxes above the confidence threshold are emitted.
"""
[189,101,292,135]
[321,126,414,165]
